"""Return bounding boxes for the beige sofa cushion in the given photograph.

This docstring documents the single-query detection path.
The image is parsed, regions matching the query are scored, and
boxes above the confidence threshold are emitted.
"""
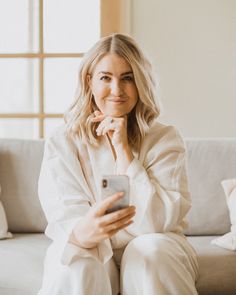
[0,184,12,239]
[188,236,236,295]
[0,139,47,233]
[0,233,50,294]
[0,201,12,239]
[211,179,236,250]
[184,139,236,235]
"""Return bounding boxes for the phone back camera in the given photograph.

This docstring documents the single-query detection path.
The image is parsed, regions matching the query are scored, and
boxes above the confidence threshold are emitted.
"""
[102,179,107,188]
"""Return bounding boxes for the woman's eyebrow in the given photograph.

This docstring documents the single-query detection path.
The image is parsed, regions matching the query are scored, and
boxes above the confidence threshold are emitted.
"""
[121,71,133,76]
[98,71,112,75]
[98,71,133,76]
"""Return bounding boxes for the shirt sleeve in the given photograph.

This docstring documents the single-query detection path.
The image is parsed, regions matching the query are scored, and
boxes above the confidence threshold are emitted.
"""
[38,136,113,265]
[124,125,191,235]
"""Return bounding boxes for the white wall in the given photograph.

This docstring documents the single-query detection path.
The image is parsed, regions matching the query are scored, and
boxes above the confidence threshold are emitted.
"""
[131,0,236,137]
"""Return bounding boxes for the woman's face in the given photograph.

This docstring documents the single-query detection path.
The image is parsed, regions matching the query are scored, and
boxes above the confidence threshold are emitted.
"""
[89,53,138,117]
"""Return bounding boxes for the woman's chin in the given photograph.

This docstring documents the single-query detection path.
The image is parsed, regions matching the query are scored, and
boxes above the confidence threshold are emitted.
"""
[103,110,126,117]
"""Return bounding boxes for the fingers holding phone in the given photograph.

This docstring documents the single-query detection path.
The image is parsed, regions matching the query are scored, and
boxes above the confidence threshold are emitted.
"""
[72,192,135,249]
[98,174,135,235]
[95,191,126,216]
[95,188,136,232]
[71,175,135,249]
[99,202,136,235]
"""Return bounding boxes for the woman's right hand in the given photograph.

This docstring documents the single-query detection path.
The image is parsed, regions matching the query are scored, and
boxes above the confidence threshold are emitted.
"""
[71,192,136,249]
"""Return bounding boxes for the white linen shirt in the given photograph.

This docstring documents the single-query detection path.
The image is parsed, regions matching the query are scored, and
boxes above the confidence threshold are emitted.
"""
[38,121,192,266]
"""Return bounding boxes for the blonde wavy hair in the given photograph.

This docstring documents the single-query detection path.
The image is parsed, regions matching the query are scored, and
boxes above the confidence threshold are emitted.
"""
[64,33,162,151]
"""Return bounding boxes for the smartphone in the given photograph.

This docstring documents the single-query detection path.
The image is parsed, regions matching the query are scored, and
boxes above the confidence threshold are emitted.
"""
[100,175,130,214]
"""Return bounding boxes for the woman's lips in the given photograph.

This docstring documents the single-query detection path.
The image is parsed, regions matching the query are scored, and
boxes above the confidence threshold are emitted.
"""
[107,97,126,103]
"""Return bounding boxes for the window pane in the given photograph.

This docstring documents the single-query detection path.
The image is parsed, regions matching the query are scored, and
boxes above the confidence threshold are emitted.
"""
[44,58,81,113]
[44,118,64,138]
[44,0,100,52]
[0,0,39,53]
[0,119,39,139]
[0,59,39,113]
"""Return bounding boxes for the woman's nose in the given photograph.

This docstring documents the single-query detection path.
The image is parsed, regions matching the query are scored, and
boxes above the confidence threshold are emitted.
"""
[111,80,123,96]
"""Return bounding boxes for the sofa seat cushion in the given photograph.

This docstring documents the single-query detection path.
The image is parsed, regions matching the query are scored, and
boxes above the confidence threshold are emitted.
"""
[187,236,236,295]
[0,234,50,295]
[1,234,236,295]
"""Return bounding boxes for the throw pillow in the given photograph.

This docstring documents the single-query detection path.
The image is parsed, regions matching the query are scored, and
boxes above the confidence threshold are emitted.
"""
[0,185,13,239]
[211,179,236,250]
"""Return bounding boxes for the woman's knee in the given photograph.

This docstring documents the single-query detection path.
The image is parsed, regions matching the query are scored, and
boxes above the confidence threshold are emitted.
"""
[121,233,177,267]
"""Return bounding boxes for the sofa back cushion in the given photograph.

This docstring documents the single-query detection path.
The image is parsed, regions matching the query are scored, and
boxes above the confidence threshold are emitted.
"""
[184,138,236,235]
[0,137,235,234]
[0,139,47,233]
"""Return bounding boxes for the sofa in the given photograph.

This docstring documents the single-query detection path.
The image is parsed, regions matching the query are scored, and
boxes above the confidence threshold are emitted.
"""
[0,137,236,295]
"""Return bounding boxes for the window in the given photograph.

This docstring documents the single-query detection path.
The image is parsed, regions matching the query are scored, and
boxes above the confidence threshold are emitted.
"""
[0,0,129,139]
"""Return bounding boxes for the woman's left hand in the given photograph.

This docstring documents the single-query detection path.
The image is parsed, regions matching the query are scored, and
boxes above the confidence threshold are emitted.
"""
[92,111,134,173]
[92,111,129,150]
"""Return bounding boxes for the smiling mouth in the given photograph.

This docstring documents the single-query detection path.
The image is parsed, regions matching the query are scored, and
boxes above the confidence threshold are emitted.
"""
[107,98,126,103]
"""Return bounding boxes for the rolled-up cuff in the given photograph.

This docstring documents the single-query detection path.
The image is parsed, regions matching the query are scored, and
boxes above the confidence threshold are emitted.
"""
[45,219,114,266]
[61,238,113,265]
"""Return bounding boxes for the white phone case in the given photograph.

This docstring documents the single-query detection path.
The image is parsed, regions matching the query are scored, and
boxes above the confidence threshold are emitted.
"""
[100,175,130,213]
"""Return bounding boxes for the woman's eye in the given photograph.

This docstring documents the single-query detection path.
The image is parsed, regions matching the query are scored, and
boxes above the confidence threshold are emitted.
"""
[122,76,133,82]
[100,76,111,81]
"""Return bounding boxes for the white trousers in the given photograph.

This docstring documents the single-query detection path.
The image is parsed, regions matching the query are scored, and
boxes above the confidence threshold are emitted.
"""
[38,233,199,295]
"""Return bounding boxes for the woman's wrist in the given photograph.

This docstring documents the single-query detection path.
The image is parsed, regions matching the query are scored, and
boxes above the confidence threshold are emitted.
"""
[69,230,96,249]
[115,144,134,174]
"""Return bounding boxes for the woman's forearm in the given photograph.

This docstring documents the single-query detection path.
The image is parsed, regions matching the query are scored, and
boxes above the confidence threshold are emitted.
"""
[115,145,134,174]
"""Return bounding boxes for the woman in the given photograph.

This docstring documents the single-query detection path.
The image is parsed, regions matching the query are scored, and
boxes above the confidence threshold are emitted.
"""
[38,33,198,295]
